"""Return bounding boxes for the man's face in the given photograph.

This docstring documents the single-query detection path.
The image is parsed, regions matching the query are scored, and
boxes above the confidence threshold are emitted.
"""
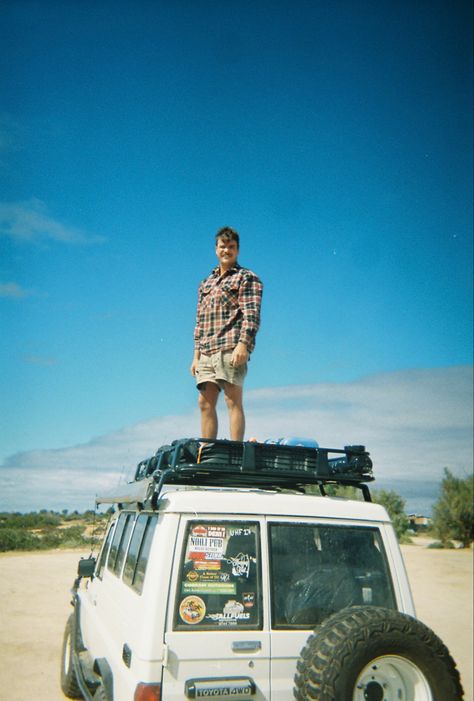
[216,237,239,271]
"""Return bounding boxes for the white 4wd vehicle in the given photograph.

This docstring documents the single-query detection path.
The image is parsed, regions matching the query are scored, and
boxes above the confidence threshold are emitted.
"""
[60,438,463,701]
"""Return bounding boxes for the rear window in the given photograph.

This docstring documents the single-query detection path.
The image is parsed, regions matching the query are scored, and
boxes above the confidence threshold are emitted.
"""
[269,523,396,628]
[174,521,261,630]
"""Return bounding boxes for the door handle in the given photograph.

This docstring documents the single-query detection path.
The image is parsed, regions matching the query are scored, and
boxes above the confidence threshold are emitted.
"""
[232,641,262,653]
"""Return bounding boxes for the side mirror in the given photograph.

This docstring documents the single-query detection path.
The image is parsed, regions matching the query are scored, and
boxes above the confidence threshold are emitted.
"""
[77,556,96,578]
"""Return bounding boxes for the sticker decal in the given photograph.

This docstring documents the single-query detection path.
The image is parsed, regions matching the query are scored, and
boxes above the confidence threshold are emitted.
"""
[243,592,255,608]
[193,560,221,571]
[229,527,252,537]
[182,581,236,595]
[206,599,251,625]
[206,526,226,539]
[224,600,245,617]
[179,596,206,625]
[192,525,208,537]
[182,570,236,595]
[189,535,225,559]
[191,525,226,539]
[226,552,252,578]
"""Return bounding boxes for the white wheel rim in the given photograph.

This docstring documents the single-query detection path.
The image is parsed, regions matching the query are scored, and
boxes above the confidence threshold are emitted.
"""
[353,654,433,701]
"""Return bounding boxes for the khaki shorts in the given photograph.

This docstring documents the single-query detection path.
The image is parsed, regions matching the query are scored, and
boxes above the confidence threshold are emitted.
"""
[195,350,248,390]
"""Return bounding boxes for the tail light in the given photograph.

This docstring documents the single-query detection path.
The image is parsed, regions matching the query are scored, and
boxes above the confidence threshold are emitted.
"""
[134,682,161,701]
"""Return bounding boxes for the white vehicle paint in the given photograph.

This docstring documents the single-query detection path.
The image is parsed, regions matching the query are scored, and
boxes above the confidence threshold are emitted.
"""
[60,439,442,701]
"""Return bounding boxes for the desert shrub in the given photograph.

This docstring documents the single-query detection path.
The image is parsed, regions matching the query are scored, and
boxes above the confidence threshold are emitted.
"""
[0,528,41,552]
[0,512,61,529]
[0,510,100,551]
[320,484,361,499]
[40,530,62,549]
[431,470,473,548]
[372,489,410,541]
[59,526,89,548]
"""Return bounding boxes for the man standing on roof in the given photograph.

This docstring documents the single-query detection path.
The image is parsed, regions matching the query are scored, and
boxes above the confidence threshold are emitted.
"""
[190,226,263,441]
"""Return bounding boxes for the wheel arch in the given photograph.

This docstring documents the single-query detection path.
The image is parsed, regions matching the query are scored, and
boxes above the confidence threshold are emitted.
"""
[93,657,114,701]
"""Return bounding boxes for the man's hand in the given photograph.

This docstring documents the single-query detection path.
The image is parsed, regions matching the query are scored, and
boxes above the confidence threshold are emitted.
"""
[190,352,200,376]
[231,342,248,367]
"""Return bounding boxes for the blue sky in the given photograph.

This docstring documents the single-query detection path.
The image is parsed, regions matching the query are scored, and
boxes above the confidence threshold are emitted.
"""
[0,0,472,513]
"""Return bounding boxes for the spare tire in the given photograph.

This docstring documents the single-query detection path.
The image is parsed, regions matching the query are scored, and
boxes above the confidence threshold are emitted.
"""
[294,606,463,701]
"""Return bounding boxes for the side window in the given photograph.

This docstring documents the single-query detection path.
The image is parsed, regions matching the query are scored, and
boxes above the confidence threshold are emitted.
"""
[96,521,116,578]
[123,514,158,594]
[107,513,134,576]
[269,523,396,629]
[174,521,261,630]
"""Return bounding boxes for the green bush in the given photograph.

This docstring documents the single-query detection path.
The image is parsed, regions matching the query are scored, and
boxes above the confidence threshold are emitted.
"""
[40,530,62,549]
[0,528,41,552]
[0,510,106,551]
[372,489,410,541]
[431,470,473,548]
[59,526,90,548]
[0,511,61,529]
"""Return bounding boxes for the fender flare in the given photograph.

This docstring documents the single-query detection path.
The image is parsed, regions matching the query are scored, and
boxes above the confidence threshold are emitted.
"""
[94,657,114,701]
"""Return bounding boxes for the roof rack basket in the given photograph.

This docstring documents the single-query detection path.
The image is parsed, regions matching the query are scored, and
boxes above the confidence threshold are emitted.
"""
[96,438,374,508]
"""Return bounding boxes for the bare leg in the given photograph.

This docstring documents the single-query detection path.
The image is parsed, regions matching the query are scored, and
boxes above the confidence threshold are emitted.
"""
[198,383,220,439]
[223,382,245,441]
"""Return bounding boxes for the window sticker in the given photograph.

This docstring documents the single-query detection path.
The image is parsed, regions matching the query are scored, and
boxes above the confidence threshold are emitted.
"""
[175,521,261,630]
[243,592,255,608]
[182,567,236,595]
[193,560,221,571]
[179,596,206,625]
[226,552,252,578]
[206,599,251,626]
[189,525,226,561]
[228,527,252,537]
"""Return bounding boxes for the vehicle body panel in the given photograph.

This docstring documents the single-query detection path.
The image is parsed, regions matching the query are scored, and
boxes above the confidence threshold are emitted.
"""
[73,486,414,701]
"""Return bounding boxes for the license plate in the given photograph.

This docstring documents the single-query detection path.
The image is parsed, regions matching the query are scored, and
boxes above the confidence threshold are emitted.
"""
[185,677,256,698]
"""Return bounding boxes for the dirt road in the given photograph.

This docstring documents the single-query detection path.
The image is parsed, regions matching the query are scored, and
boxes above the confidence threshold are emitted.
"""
[0,544,472,700]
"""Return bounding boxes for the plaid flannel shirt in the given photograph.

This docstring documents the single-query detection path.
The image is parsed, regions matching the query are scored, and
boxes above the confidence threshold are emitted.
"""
[194,264,263,355]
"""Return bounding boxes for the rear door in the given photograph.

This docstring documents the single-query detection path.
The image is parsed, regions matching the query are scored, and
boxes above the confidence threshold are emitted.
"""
[267,519,399,700]
[162,517,270,700]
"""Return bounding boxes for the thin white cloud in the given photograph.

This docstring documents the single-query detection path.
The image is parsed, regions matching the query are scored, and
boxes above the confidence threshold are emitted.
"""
[0,366,472,512]
[244,366,473,480]
[0,281,32,299]
[0,198,105,244]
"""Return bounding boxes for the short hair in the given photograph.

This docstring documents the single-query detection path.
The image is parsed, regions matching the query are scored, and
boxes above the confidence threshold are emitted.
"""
[216,226,240,247]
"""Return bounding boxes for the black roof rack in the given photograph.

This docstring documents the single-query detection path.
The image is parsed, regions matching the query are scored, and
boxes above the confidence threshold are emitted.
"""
[96,438,374,508]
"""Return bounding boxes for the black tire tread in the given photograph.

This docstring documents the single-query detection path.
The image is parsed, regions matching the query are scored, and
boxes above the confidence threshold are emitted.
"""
[60,614,83,699]
[293,605,463,701]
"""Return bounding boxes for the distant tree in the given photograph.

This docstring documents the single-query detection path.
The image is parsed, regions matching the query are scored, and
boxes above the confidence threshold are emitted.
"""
[372,489,410,540]
[431,469,474,548]
[323,484,361,500]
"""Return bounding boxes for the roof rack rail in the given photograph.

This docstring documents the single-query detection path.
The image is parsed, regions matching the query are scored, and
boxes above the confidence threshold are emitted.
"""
[96,438,374,508]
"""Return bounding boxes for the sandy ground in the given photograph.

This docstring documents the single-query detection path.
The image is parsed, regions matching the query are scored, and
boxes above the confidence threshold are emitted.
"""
[0,542,472,701]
